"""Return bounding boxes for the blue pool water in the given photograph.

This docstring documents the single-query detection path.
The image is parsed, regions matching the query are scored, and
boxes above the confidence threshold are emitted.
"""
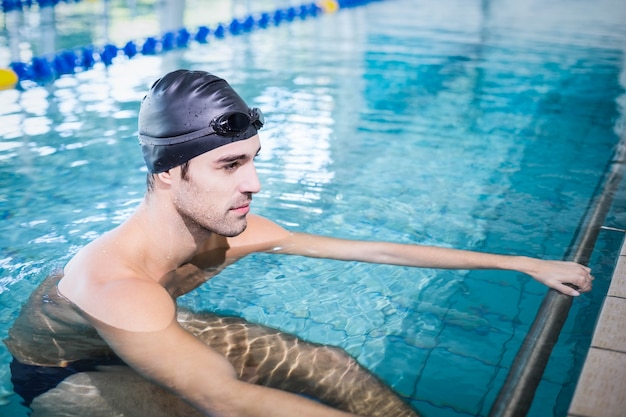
[1,0,626,416]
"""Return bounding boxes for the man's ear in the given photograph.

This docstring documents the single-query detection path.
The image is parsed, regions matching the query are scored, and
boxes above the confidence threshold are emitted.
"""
[156,169,176,186]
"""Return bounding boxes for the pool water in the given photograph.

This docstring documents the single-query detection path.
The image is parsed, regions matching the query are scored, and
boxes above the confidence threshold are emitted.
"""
[1,0,626,416]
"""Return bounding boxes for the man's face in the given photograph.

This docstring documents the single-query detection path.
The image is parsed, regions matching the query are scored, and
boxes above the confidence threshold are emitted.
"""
[170,135,261,237]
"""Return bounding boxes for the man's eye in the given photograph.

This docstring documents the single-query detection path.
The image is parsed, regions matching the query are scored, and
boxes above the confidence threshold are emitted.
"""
[224,162,240,170]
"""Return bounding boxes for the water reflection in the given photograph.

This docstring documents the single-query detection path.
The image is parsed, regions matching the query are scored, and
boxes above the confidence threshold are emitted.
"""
[0,1,625,416]
[251,81,338,223]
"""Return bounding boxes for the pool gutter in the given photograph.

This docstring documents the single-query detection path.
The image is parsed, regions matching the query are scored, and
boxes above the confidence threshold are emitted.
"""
[567,237,626,417]
[489,136,626,417]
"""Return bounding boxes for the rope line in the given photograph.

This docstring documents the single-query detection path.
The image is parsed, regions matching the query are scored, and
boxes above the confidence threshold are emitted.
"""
[2,0,377,89]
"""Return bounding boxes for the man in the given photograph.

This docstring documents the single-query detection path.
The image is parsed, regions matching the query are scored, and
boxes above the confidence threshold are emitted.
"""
[5,70,593,417]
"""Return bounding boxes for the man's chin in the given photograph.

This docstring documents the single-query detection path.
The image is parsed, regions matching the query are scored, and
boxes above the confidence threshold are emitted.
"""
[219,220,248,238]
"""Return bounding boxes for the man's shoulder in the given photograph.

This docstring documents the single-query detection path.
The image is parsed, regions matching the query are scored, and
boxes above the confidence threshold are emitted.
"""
[60,248,176,333]
[226,214,290,250]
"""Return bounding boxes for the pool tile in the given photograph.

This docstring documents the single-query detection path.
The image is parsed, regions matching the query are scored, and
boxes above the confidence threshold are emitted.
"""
[415,347,496,415]
[568,238,626,417]
[607,254,626,299]
[589,296,626,352]
[568,348,626,417]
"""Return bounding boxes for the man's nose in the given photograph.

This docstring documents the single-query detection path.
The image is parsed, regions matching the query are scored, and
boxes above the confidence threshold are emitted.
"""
[241,163,261,194]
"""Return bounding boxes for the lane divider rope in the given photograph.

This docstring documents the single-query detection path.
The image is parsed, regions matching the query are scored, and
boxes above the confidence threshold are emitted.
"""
[1,0,376,90]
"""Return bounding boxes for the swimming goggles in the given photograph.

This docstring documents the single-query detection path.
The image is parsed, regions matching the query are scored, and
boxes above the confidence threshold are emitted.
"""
[139,107,264,145]
[212,107,264,137]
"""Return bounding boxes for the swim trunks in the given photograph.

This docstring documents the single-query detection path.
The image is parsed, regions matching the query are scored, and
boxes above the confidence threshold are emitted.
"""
[10,355,126,406]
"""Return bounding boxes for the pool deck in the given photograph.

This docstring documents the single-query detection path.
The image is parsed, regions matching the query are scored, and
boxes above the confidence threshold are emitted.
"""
[568,236,626,417]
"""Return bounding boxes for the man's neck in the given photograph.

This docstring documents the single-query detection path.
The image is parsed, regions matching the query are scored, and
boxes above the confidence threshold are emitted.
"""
[124,198,212,281]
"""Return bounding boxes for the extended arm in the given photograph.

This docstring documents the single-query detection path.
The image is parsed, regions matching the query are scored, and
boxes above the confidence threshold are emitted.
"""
[274,233,593,296]
[228,215,593,296]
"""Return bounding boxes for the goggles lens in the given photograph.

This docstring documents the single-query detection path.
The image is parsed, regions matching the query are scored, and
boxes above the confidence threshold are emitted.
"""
[211,107,264,136]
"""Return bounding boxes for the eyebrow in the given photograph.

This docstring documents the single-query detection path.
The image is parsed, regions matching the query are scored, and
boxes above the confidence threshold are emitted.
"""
[215,146,261,164]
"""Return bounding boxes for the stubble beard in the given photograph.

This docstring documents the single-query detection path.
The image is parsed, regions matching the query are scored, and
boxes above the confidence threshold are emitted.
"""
[179,205,248,239]
[174,176,249,238]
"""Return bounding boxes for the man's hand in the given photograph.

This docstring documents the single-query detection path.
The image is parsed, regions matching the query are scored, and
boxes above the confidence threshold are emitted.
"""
[522,258,594,296]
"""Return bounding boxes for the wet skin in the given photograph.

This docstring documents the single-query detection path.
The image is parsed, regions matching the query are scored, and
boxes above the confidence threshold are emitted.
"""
[6,136,593,417]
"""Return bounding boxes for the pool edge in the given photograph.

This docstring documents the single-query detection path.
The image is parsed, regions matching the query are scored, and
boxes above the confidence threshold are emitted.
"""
[567,235,626,417]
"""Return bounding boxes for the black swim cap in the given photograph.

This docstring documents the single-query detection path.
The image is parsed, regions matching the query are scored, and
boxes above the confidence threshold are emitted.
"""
[138,69,263,173]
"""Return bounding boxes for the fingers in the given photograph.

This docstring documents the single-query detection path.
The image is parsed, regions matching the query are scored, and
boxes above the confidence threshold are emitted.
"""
[578,265,594,293]
[530,260,594,296]
[559,284,581,297]
[565,264,594,295]
[578,273,594,293]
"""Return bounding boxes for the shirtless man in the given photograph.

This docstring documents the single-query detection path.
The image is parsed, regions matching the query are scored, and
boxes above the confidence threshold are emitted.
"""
[5,69,594,417]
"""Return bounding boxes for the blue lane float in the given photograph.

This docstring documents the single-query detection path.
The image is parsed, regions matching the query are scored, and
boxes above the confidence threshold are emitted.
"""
[3,0,379,89]
[1,0,82,14]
